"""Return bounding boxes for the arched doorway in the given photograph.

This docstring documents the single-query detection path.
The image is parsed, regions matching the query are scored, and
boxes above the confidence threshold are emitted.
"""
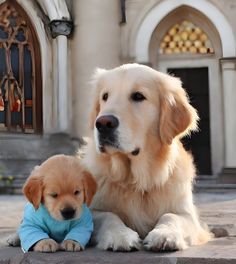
[0,0,42,133]
[148,6,223,175]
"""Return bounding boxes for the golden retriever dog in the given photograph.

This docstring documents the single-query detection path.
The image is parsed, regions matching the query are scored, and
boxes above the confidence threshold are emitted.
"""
[81,63,211,251]
[19,155,97,252]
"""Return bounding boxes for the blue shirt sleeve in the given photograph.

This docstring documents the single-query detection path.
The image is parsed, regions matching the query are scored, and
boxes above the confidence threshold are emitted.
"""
[64,205,93,248]
[18,203,49,252]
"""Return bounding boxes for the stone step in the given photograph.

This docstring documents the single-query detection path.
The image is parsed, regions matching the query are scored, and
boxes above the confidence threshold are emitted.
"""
[1,193,236,263]
[195,175,236,191]
[1,240,236,264]
[0,133,82,160]
[195,182,236,191]
[0,133,82,193]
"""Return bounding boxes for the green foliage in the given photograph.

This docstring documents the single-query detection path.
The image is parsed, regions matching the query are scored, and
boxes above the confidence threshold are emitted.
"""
[0,166,15,187]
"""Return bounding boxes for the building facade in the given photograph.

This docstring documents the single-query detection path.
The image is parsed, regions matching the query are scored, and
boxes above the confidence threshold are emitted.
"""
[0,0,236,185]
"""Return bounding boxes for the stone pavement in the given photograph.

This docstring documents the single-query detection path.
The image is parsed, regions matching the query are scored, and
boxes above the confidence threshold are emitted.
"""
[0,191,236,263]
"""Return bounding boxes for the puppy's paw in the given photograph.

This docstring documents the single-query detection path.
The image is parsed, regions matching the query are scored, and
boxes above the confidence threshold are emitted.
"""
[7,233,21,247]
[61,240,83,252]
[33,238,59,253]
[143,228,187,251]
[97,228,141,252]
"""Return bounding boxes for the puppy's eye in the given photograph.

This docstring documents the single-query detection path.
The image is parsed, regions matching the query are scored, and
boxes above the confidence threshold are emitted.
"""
[74,190,80,195]
[131,92,146,102]
[102,93,108,101]
[50,193,58,198]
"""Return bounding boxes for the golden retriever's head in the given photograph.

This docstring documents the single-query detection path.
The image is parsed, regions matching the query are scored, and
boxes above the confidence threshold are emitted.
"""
[23,155,97,221]
[89,64,198,156]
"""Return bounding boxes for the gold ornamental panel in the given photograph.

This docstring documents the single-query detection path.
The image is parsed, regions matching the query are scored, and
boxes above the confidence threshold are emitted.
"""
[159,20,214,55]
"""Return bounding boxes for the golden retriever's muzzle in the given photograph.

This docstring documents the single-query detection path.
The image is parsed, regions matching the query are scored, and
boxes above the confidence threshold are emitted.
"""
[95,115,120,151]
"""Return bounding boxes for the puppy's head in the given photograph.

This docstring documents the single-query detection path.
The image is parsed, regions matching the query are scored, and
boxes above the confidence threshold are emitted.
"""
[89,64,198,156]
[23,155,97,221]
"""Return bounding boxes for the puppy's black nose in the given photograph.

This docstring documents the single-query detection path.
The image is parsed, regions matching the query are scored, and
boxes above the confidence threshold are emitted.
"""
[96,115,119,133]
[61,207,75,220]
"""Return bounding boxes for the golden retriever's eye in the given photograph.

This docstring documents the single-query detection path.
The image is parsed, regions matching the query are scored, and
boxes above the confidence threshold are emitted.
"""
[74,190,80,195]
[50,193,58,198]
[102,92,108,101]
[131,92,146,102]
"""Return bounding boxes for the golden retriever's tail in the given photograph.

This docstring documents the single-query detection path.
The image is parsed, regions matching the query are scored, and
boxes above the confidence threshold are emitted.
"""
[197,224,214,245]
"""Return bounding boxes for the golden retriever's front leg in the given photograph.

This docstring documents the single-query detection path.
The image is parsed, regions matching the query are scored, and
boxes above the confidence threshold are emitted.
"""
[143,213,201,251]
[91,211,141,251]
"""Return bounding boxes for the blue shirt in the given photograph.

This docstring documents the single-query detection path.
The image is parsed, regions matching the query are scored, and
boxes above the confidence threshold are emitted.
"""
[18,203,93,252]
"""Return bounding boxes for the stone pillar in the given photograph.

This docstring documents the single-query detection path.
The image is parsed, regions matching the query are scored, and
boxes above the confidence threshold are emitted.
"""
[71,0,121,137]
[49,20,73,132]
[220,58,236,182]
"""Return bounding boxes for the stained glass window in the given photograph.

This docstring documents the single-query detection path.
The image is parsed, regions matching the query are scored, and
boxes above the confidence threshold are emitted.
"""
[159,20,214,55]
[0,0,42,133]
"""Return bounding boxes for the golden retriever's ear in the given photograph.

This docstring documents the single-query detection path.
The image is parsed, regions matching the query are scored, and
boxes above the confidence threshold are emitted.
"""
[159,77,199,145]
[82,171,97,206]
[23,167,43,210]
[89,68,107,130]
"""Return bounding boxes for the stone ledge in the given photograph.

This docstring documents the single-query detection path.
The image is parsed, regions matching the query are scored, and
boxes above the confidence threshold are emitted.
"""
[199,199,236,237]
[1,238,236,264]
[1,193,236,263]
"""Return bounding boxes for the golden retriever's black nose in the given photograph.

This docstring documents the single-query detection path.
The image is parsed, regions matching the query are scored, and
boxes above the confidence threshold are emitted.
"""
[61,207,75,220]
[96,115,119,133]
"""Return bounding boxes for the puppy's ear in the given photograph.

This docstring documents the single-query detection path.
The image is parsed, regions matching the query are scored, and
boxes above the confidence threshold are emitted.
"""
[23,167,43,210]
[82,171,97,206]
[89,68,106,130]
[159,76,199,145]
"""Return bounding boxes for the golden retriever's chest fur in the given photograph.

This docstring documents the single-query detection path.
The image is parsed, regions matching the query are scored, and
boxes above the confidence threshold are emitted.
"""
[86,140,195,238]
[92,178,175,238]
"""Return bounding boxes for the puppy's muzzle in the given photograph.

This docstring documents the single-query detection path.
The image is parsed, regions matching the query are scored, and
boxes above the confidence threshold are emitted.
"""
[61,207,76,220]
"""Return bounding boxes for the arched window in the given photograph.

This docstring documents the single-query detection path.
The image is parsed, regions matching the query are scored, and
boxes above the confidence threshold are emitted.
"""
[0,0,42,133]
[159,20,214,55]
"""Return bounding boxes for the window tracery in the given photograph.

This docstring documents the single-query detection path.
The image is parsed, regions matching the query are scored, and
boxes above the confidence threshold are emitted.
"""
[0,0,41,133]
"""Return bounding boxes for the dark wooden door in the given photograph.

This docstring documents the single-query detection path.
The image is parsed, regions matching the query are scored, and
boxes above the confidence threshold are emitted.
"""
[168,67,212,175]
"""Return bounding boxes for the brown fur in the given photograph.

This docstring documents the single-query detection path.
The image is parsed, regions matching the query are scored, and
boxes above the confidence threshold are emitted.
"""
[23,155,97,220]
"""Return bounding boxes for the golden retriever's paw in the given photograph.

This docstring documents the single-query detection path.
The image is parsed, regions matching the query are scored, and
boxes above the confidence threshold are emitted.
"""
[33,238,59,253]
[61,240,83,252]
[97,229,141,252]
[143,228,187,251]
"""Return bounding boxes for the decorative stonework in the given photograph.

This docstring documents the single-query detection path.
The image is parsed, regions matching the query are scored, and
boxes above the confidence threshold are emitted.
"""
[49,19,73,38]
[159,20,214,55]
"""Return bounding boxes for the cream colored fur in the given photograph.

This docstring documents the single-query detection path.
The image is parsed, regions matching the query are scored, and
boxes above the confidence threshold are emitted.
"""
[82,63,211,251]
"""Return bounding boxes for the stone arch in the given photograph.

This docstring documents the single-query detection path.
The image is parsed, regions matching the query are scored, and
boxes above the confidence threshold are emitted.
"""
[11,0,54,133]
[133,0,235,62]
[14,0,70,133]
[149,5,223,67]
[138,2,226,176]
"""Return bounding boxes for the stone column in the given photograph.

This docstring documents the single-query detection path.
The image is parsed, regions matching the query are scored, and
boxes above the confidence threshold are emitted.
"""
[71,0,121,137]
[49,20,73,132]
[220,58,236,182]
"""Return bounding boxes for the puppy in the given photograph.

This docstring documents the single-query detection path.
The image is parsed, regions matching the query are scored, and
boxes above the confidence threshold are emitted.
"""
[18,154,97,253]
